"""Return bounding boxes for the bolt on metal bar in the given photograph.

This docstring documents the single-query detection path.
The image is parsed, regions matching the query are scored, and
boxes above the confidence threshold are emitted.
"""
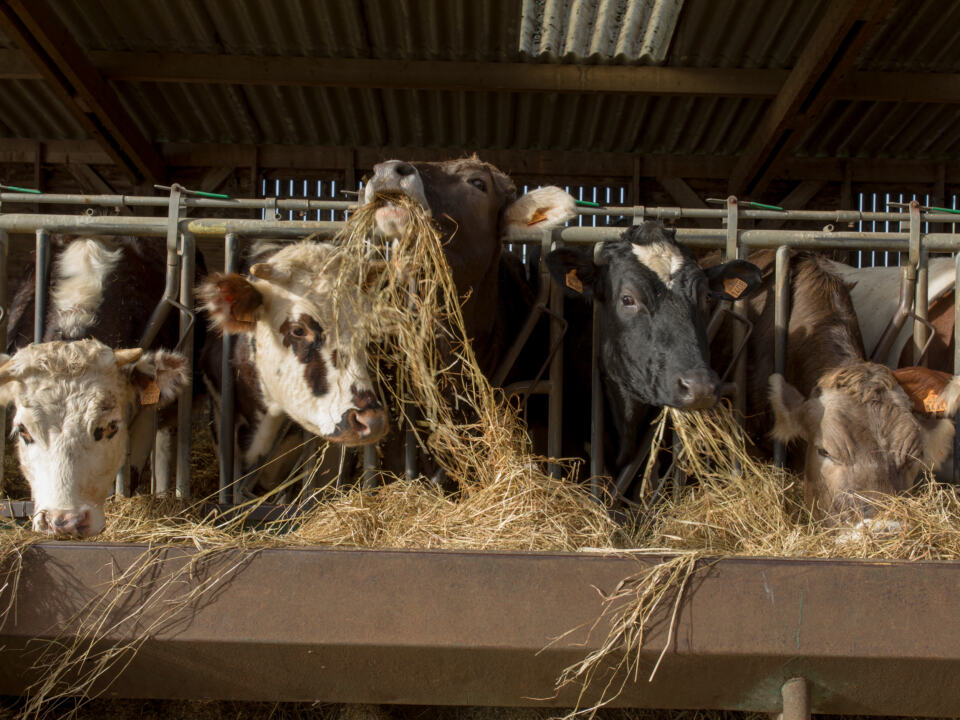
[773,247,791,468]
[33,229,51,343]
[176,231,196,500]
[219,232,239,505]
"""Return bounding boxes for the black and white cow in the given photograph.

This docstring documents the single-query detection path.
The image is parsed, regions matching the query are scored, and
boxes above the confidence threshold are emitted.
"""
[546,221,762,481]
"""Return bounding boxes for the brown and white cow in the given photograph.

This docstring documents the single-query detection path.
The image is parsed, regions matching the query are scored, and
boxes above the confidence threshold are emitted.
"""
[362,157,577,377]
[199,241,389,496]
[728,251,957,527]
[0,340,188,536]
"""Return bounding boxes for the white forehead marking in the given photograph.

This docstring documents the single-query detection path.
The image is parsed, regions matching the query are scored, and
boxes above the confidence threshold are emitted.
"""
[630,242,685,284]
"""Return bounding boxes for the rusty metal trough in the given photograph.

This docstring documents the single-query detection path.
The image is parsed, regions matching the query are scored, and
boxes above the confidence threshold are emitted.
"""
[1,544,958,716]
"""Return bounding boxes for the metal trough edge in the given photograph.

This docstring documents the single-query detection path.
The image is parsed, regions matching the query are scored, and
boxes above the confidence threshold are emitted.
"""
[0,544,958,715]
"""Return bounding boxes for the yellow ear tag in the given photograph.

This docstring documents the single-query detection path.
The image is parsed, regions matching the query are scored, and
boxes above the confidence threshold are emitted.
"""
[140,381,161,406]
[527,207,550,226]
[565,268,584,294]
[723,277,749,299]
[923,390,948,414]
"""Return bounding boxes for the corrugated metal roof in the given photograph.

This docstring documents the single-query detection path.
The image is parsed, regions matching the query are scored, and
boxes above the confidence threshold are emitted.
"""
[2,0,960,167]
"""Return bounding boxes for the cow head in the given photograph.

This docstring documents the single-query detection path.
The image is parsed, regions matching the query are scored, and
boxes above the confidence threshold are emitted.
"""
[362,157,576,310]
[0,339,188,537]
[770,363,958,524]
[546,222,762,415]
[199,241,388,446]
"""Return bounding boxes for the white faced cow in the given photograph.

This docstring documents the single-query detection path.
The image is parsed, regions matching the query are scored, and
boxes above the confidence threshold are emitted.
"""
[199,241,389,495]
[0,340,188,536]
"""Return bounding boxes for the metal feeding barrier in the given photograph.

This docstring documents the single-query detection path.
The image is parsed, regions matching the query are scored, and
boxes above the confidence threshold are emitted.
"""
[2,188,960,507]
[5,189,960,716]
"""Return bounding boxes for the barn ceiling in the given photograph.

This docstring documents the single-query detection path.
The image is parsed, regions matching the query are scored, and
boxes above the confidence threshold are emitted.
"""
[0,0,958,193]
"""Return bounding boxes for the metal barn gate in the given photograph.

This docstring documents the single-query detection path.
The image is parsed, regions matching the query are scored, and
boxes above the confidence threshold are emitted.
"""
[1,188,960,716]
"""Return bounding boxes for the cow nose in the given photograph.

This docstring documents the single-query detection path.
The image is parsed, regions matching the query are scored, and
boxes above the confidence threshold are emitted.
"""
[346,407,389,442]
[45,509,90,536]
[352,388,382,411]
[675,370,719,409]
[393,162,416,177]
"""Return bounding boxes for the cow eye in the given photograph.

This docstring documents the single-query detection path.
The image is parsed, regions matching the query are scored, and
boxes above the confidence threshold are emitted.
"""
[621,295,636,307]
[290,324,307,338]
[469,178,487,192]
[817,446,833,461]
[15,424,33,445]
[107,420,120,438]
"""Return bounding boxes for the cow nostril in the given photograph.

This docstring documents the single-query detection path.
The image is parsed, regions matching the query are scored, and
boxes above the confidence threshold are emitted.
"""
[52,516,67,528]
[394,162,416,177]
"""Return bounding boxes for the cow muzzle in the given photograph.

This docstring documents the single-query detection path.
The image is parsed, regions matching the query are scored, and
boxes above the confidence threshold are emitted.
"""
[364,160,430,236]
[324,390,389,446]
[674,369,720,410]
[34,508,94,537]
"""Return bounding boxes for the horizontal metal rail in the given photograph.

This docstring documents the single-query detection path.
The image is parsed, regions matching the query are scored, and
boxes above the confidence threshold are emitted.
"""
[4,191,959,225]
[0,544,959,716]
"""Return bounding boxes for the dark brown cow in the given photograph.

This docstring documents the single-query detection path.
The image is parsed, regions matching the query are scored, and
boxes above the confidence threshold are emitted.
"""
[728,251,957,527]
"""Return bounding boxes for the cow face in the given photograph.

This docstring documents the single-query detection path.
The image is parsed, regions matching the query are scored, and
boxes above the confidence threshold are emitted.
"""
[770,364,957,524]
[0,340,188,537]
[199,241,388,446]
[363,158,576,291]
[546,222,762,416]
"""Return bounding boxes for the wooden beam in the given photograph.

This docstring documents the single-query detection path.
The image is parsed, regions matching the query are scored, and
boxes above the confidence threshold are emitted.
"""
[2,139,958,186]
[727,0,894,197]
[655,176,713,228]
[759,180,827,229]
[199,167,235,194]
[0,1,165,184]
[64,163,132,214]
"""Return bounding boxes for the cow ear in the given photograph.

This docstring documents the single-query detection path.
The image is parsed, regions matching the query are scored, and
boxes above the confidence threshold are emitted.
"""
[546,247,599,300]
[893,367,960,416]
[503,186,577,237]
[0,353,15,406]
[130,350,190,409]
[197,273,263,334]
[705,260,763,302]
[919,417,956,471]
[769,373,806,443]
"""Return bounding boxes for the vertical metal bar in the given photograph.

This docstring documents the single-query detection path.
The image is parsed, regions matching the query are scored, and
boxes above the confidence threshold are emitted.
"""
[546,229,564,478]
[362,444,380,490]
[914,247,929,366]
[34,229,50,343]
[219,232,239,504]
[405,276,418,481]
[115,406,132,497]
[139,185,182,349]
[725,197,747,419]
[176,231,196,500]
[0,230,8,490]
[773,246,790,468]
[781,677,811,720]
[953,252,960,486]
[589,297,604,497]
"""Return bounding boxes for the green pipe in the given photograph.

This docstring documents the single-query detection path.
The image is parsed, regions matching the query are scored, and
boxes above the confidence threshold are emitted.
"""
[0,185,42,194]
[744,201,784,211]
[191,190,231,199]
[575,200,601,208]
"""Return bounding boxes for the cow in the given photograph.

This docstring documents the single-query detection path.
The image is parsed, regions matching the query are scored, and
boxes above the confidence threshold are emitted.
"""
[1,234,194,536]
[727,251,958,527]
[198,240,390,498]
[361,157,577,378]
[544,222,763,486]
[0,340,188,536]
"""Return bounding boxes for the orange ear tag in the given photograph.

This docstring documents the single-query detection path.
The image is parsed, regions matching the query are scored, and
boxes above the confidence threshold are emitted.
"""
[723,277,749,299]
[527,208,550,226]
[139,380,161,406]
[923,390,948,414]
[565,268,584,294]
